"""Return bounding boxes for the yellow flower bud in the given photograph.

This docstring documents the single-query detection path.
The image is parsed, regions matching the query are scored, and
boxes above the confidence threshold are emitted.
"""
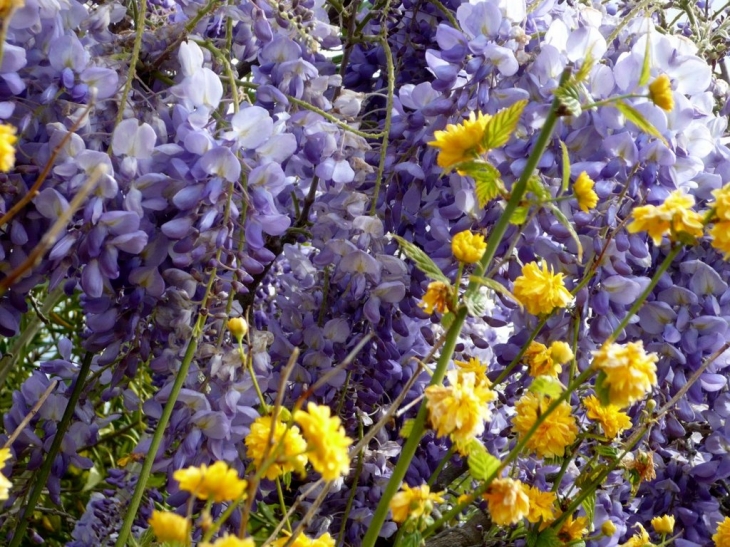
[601,520,617,537]
[227,317,248,341]
[651,515,675,535]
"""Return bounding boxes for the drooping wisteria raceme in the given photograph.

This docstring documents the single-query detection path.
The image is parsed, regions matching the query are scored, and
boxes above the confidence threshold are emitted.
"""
[1,0,730,546]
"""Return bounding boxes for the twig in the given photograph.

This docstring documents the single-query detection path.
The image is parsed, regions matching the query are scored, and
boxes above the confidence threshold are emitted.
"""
[3,380,59,448]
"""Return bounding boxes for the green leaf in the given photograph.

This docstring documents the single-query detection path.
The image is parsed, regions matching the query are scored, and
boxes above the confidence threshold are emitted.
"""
[469,275,523,309]
[459,160,505,207]
[546,202,583,263]
[575,49,595,83]
[554,82,582,117]
[614,100,667,145]
[527,173,550,201]
[393,235,450,284]
[529,376,565,399]
[467,439,501,480]
[510,205,530,226]
[559,140,571,195]
[400,419,415,439]
[594,370,611,406]
[441,311,455,329]
[400,531,423,547]
[463,290,489,318]
[534,528,563,547]
[639,32,652,87]
[581,489,597,524]
[594,444,619,459]
[482,99,528,150]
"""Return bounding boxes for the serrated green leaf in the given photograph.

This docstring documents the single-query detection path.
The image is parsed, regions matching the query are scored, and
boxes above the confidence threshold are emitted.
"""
[594,370,611,406]
[555,82,582,117]
[529,375,565,399]
[482,99,528,150]
[441,311,455,329]
[639,32,652,87]
[400,419,415,439]
[594,444,619,459]
[575,49,595,83]
[393,235,450,284]
[614,100,667,145]
[559,140,570,195]
[459,160,505,207]
[581,489,597,524]
[510,205,530,226]
[527,174,550,201]
[546,202,583,263]
[467,439,501,480]
[400,531,423,547]
[526,528,538,547]
[469,275,522,309]
[464,290,489,318]
[534,528,563,547]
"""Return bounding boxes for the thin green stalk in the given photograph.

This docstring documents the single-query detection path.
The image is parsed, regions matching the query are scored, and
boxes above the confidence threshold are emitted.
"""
[369,33,395,216]
[337,422,364,547]
[276,478,292,532]
[113,0,148,130]
[427,445,456,487]
[9,352,94,547]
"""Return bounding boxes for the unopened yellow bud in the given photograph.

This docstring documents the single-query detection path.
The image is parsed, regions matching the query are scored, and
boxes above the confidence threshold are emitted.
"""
[227,317,248,341]
[651,515,675,535]
[601,520,617,536]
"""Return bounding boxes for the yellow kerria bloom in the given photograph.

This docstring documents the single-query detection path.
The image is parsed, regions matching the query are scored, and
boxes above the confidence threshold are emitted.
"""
[627,190,704,245]
[420,281,451,315]
[454,357,489,386]
[620,523,655,547]
[482,478,530,526]
[710,222,730,260]
[389,483,444,524]
[294,403,352,481]
[524,485,556,524]
[583,394,632,439]
[559,514,589,542]
[651,515,675,535]
[592,341,658,408]
[273,533,336,547]
[714,516,730,546]
[711,185,730,221]
[513,260,574,316]
[523,341,573,377]
[425,370,496,453]
[648,74,674,112]
[245,415,308,480]
[0,123,17,173]
[512,392,578,458]
[148,510,190,544]
[173,461,248,502]
[428,112,491,170]
[201,535,255,547]
[0,448,12,501]
[452,230,486,264]
[574,172,599,212]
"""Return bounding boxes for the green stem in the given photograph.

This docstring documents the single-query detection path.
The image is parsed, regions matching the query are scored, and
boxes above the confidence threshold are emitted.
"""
[582,93,647,110]
[9,352,94,547]
[113,0,148,131]
[427,445,456,487]
[369,33,395,216]
[276,477,292,532]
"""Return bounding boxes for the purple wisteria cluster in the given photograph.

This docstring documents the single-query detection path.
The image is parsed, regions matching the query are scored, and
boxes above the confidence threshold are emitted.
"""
[0,0,730,545]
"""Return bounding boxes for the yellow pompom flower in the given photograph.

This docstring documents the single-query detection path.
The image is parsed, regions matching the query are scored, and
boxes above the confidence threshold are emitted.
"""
[648,74,674,112]
[452,231,486,264]
[573,172,599,212]
[389,483,444,524]
[524,485,556,524]
[711,185,730,221]
[454,357,489,386]
[148,510,190,544]
[710,222,730,260]
[428,112,491,169]
[0,123,17,173]
[201,535,255,547]
[549,341,574,365]
[513,260,574,316]
[0,448,12,501]
[651,515,675,535]
[627,190,704,245]
[273,533,335,547]
[523,341,573,377]
[425,370,496,452]
[173,461,248,502]
[714,516,730,546]
[559,514,589,543]
[583,395,632,439]
[512,392,578,458]
[294,403,352,481]
[620,523,654,547]
[245,416,308,480]
[592,341,658,408]
[482,478,530,526]
[419,281,451,315]
[227,317,249,341]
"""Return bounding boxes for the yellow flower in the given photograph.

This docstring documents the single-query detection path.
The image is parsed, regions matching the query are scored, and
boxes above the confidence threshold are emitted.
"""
[454,357,490,386]
[651,515,675,535]
[583,395,632,439]
[549,341,574,365]
[245,415,308,480]
[620,523,655,547]
[294,403,352,481]
[482,478,530,526]
[523,341,572,377]
[513,260,573,316]
[428,112,491,169]
[227,317,248,341]
[623,451,656,482]
[714,516,730,546]
[710,222,730,260]
[627,190,704,245]
[0,448,12,501]
[425,370,496,452]
[148,510,190,544]
[310,533,336,547]
[512,392,578,458]
[711,185,730,221]
[420,281,451,315]
[648,74,674,112]
[602,520,618,537]
[559,514,589,542]
[524,485,556,524]
[201,535,255,547]
[273,533,335,547]
[173,461,248,502]
[574,172,599,212]
[389,483,444,524]
[592,341,658,408]
[0,123,17,173]
[452,231,486,263]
